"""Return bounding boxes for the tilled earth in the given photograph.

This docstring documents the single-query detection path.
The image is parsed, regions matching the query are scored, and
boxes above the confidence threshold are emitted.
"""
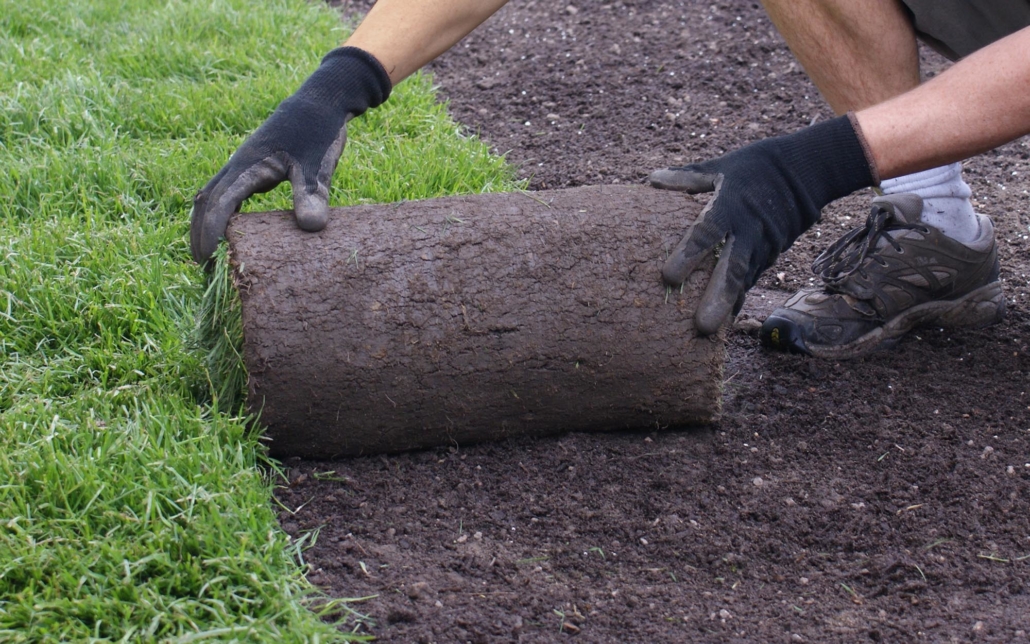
[277,1,1030,640]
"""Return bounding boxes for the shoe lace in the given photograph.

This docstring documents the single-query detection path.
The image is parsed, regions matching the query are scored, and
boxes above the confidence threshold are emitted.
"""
[813,205,928,288]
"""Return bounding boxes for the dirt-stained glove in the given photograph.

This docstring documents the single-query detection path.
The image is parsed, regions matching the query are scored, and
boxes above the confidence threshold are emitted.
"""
[190,47,392,265]
[649,114,877,335]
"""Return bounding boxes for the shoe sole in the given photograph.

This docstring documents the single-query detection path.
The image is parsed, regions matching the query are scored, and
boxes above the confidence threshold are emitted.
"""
[762,280,1006,360]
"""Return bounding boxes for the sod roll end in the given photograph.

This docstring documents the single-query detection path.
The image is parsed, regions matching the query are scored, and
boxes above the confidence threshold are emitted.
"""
[225,185,723,457]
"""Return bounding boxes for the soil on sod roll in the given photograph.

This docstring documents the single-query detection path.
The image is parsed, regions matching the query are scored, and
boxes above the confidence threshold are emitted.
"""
[277,0,1030,640]
[228,187,721,458]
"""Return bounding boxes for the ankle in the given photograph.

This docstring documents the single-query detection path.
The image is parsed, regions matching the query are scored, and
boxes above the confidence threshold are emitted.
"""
[880,163,980,243]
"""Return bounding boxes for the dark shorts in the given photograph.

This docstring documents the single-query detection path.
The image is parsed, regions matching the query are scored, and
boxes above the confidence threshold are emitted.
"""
[901,0,1030,60]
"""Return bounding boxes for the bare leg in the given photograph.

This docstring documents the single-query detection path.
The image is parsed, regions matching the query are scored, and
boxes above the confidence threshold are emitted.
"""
[762,0,980,242]
[760,0,920,113]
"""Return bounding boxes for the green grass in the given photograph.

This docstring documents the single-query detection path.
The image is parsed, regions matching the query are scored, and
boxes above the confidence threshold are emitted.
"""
[0,0,520,640]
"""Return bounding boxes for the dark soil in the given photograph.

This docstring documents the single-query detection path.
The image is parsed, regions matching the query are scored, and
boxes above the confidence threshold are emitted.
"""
[277,0,1030,640]
[231,187,720,458]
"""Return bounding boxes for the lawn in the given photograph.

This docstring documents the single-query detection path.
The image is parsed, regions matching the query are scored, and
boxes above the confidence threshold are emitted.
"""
[0,0,517,640]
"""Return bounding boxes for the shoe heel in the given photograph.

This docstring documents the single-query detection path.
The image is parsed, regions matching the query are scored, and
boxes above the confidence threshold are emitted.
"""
[937,281,1006,328]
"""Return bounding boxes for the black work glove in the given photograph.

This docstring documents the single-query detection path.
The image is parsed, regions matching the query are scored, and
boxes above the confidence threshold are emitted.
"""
[190,47,392,265]
[649,114,877,334]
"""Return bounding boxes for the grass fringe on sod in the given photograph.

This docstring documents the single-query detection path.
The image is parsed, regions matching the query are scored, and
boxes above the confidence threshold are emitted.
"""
[0,0,517,639]
[196,245,249,413]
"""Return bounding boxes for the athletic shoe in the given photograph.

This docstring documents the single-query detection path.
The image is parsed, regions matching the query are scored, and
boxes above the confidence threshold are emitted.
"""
[760,193,1005,359]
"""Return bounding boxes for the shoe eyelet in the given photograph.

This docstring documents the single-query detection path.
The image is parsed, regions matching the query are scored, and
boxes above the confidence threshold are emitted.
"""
[919,226,931,235]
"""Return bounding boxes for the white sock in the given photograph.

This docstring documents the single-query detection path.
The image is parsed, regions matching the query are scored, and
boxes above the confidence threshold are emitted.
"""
[879,162,980,243]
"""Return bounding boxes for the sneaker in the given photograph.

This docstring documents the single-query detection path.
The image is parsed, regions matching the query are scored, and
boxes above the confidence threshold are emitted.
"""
[760,193,1005,359]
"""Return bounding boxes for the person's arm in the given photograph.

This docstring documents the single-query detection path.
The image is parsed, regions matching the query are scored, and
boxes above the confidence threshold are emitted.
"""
[190,0,509,265]
[345,0,509,84]
[857,25,1030,179]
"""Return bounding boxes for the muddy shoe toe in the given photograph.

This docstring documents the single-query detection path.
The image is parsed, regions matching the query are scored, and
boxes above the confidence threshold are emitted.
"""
[761,287,881,355]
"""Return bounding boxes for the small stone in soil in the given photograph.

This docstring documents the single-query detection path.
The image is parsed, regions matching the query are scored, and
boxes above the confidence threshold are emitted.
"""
[407,581,430,599]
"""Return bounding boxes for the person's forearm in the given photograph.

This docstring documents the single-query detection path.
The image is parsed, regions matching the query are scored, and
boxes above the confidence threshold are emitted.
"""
[344,0,510,84]
[856,26,1030,180]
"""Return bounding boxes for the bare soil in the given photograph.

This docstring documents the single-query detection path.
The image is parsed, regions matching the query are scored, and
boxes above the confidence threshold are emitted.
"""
[277,0,1030,640]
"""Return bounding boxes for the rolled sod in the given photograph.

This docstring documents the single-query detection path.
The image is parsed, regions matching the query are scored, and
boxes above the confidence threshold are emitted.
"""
[221,185,723,457]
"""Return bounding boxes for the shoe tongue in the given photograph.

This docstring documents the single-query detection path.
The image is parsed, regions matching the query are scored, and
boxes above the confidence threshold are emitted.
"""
[820,192,925,300]
[870,192,924,224]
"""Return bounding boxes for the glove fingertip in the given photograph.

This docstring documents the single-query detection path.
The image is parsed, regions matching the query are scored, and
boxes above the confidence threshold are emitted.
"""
[693,245,744,335]
[294,192,330,232]
[661,257,690,287]
[189,191,225,266]
[189,200,206,265]
[648,167,715,194]
[694,301,732,336]
[662,240,714,287]
[295,211,328,232]
[648,168,689,192]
